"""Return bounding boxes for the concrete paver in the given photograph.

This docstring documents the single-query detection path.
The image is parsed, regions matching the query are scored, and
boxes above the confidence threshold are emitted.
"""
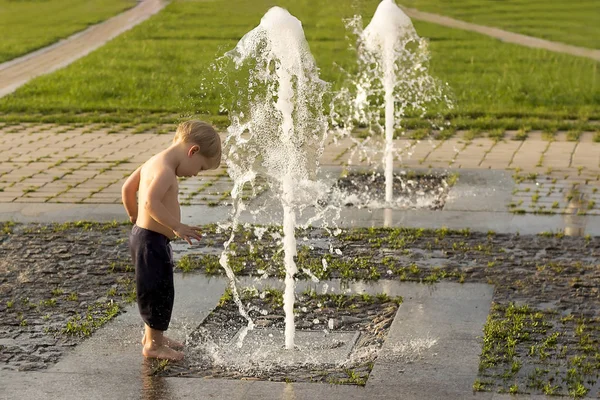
[510,139,547,169]
[479,140,521,169]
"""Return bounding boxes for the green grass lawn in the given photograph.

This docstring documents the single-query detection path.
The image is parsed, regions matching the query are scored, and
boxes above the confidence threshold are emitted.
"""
[397,0,600,49]
[0,0,136,63]
[0,0,598,131]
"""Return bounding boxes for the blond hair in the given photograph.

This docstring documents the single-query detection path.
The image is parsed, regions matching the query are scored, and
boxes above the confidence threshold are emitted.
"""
[174,120,221,160]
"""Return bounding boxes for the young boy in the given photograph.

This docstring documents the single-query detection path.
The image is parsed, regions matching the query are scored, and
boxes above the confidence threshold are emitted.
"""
[121,120,222,361]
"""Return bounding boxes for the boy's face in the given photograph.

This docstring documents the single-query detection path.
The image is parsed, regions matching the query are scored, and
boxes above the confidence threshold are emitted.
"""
[181,144,220,177]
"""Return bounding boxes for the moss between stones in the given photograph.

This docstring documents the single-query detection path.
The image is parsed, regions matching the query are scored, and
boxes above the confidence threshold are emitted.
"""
[477,302,599,397]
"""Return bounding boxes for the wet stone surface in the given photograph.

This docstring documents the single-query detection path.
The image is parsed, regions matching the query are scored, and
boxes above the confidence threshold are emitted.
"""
[156,290,400,385]
[180,227,599,320]
[178,175,268,207]
[0,222,135,371]
[329,172,449,209]
[0,222,598,396]
[177,225,599,395]
[510,174,600,216]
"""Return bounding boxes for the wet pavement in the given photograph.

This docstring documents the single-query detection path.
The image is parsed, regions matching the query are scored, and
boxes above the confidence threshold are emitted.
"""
[2,221,597,398]
[3,168,599,237]
[2,202,599,237]
[0,275,494,399]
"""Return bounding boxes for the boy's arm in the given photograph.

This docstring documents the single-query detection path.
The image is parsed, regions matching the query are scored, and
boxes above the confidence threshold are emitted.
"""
[121,166,141,223]
[145,170,202,244]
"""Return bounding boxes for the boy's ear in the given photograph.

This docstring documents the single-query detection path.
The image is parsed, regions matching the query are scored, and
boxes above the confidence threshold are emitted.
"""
[188,145,200,157]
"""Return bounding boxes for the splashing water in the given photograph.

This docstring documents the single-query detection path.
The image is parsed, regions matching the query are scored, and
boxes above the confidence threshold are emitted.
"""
[223,7,329,350]
[331,0,449,204]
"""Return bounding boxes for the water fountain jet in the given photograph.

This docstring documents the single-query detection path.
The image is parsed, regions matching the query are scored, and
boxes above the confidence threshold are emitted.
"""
[363,0,415,203]
[223,6,329,350]
[331,0,449,207]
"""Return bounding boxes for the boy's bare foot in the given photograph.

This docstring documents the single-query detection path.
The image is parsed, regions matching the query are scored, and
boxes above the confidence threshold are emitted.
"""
[142,344,184,361]
[142,334,184,350]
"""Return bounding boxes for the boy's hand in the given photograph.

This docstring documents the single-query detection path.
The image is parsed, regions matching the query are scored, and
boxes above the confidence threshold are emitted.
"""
[173,224,202,245]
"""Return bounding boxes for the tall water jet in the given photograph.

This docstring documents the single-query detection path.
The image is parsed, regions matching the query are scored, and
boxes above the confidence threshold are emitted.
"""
[223,7,329,350]
[363,0,413,203]
[331,0,449,206]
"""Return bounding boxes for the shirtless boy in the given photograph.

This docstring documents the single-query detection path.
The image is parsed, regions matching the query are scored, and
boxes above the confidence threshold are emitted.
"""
[121,120,221,361]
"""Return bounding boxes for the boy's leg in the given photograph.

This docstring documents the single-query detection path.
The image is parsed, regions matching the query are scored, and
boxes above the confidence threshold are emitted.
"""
[142,324,184,361]
[131,227,182,359]
[140,241,184,350]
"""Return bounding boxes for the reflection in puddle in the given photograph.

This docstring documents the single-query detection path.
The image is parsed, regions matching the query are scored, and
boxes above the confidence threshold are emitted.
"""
[383,208,392,227]
[283,382,296,400]
[141,360,172,400]
[563,194,587,237]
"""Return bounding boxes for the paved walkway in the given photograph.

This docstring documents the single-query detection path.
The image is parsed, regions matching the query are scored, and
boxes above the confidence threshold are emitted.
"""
[0,124,598,207]
[0,0,165,98]
[402,7,600,61]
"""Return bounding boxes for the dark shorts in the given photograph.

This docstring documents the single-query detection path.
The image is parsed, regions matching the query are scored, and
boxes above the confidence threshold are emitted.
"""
[129,225,174,331]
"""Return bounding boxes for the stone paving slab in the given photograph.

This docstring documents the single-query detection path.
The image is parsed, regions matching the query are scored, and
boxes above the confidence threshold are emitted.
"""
[368,283,492,396]
[0,372,431,400]
[331,208,599,235]
[443,169,513,212]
